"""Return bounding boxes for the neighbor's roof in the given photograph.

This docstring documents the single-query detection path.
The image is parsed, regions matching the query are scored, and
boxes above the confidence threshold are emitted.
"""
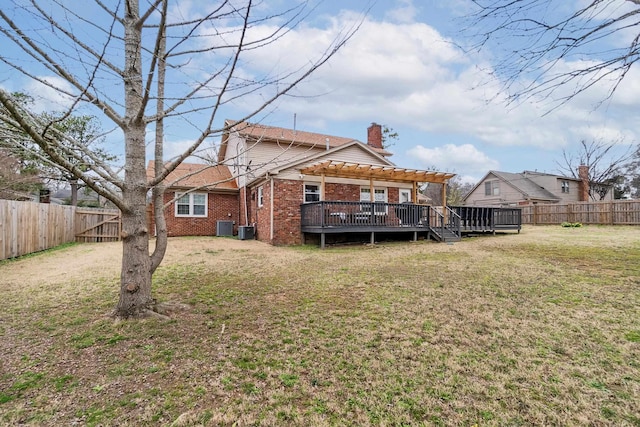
[300,160,455,184]
[146,161,238,191]
[491,171,559,201]
[220,120,392,158]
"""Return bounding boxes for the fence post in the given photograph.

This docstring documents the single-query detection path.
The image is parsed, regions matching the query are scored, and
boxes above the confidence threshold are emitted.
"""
[610,202,615,225]
[567,203,573,224]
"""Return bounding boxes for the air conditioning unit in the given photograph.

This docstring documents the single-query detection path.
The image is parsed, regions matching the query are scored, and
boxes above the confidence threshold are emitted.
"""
[238,225,254,240]
[216,220,234,237]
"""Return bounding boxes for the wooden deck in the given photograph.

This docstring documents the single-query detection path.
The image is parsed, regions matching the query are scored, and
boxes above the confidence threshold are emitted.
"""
[454,206,522,233]
[300,202,521,247]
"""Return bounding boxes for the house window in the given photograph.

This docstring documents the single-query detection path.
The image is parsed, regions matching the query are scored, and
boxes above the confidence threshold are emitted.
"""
[360,187,387,213]
[257,186,264,207]
[304,183,320,203]
[175,192,207,217]
[399,189,412,203]
[561,180,570,193]
[485,180,500,196]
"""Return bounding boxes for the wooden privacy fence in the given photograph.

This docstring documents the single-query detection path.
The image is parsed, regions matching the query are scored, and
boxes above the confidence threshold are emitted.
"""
[521,200,640,225]
[0,200,120,260]
[75,208,121,243]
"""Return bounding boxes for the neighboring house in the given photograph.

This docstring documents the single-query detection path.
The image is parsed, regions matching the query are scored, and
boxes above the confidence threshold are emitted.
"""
[463,166,614,206]
[147,161,239,236]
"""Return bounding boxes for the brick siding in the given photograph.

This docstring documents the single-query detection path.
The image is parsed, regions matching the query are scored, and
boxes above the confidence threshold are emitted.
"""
[250,180,403,245]
[149,190,240,237]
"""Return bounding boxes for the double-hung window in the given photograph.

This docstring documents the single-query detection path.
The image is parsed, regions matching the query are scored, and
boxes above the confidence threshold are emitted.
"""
[561,180,570,193]
[360,187,387,213]
[257,186,264,207]
[485,180,500,196]
[304,184,320,203]
[175,192,207,217]
[399,189,412,203]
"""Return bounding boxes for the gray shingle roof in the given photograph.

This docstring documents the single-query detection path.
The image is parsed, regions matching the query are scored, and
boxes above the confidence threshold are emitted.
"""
[491,171,560,201]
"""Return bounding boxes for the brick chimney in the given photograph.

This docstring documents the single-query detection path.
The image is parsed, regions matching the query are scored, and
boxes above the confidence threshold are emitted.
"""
[367,123,382,149]
[578,165,590,201]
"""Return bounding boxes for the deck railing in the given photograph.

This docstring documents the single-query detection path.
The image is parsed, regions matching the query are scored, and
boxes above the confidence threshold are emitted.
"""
[453,206,521,232]
[428,206,462,240]
[301,201,431,228]
[300,202,520,237]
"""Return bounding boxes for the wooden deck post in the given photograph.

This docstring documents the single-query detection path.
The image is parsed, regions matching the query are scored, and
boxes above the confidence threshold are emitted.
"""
[320,173,326,201]
[442,182,447,222]
[369,178,375,201]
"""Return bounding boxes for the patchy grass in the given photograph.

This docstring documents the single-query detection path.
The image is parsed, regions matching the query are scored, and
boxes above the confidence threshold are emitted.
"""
[1,226,639,426]
[0,241,79,265]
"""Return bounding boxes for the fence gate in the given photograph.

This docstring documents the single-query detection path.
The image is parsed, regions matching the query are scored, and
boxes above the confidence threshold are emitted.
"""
[75,209,121,242]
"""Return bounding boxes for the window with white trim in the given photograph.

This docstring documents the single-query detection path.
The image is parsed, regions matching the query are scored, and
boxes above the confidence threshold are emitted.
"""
[561,180,570,193]
[485,180,500,196]
[399,189,412,203]
[304,183,320,203]
[175,192,207,217]
[257,186,264,207]
[360,187,387,213]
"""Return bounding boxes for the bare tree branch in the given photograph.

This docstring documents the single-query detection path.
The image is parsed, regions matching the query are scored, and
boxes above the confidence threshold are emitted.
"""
[464,0,640,111]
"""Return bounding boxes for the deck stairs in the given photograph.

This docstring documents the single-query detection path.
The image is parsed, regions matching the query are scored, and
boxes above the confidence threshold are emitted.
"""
[429,207,462,243]
[430,226,461,243]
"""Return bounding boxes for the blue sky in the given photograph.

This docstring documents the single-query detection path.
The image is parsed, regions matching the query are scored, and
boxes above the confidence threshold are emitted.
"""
[235,0,639,183]
[2,0,638,184]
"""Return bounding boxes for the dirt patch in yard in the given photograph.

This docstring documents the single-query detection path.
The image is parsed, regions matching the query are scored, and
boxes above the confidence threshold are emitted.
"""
[3,225,639,290]
[1,236,275,290]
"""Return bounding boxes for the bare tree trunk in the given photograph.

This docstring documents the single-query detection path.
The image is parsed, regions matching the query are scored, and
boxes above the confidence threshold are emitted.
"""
[151,13,168,275]
[70,179,78,206]
[113,1,153,318]
[117,188,153,317]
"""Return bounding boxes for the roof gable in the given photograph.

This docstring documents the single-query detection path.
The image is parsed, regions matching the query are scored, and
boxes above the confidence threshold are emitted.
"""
[269,139,395,175]
[219,119,392,161]
[463,170,560,202]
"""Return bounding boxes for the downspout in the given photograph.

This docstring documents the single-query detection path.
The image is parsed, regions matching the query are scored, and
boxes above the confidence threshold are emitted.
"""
[270,175,275,242]
[243,186,248,226]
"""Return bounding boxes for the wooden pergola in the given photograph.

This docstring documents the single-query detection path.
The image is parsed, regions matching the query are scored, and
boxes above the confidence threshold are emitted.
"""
[299,160,456,209]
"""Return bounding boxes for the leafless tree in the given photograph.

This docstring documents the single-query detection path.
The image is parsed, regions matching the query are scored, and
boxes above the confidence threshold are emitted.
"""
[0,1,359,319]
[556,139,632,200]
[464,1,640,110]
[0,148,41,200]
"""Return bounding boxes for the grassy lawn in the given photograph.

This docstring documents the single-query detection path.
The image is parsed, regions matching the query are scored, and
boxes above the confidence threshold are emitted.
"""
[1,226,639,426]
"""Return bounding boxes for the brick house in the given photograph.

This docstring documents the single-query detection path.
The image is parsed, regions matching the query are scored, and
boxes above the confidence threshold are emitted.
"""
[150,120,462,246]
[147,161,239,236]
[463,167,614,207]
[220,120,457,246]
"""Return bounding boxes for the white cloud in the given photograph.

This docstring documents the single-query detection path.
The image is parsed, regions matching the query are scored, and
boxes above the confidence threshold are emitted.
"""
[152,3,640,167]
[207,9,637,152]
[385,0,419,24]
[25,76,75,113]
[406,143,499,176]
